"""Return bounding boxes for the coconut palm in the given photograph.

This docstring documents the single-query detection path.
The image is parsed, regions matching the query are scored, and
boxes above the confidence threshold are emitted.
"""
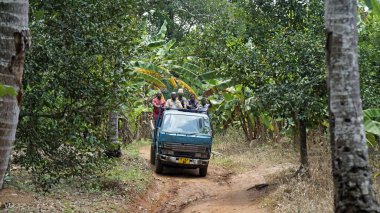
[326,0,380,210]
[0,0,30,189]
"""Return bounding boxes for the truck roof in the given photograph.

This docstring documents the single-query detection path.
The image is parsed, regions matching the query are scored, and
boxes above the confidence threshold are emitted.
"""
[163,109,209,118]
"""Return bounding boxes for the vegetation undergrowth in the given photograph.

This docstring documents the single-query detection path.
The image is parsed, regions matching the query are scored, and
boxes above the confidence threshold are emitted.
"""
[260,143,380,213]
[261,145,333,213]
[2,140,152,212]
[212,128,298,172]
[212,129,380,212]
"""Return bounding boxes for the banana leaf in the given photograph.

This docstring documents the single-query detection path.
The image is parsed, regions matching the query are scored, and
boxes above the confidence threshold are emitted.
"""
[199,71,219,80]
[157,39,176,58]
[135,61,171,76]
[136,72,166,89]
[182,62,201,73]
[365,0,380,18]
[171,65,198,79]
[363,108,380,136]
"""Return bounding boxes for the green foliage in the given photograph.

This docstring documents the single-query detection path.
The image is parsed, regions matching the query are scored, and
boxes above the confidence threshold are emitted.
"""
[365,0,380,18]
[131,22,202,96]
[0,84,17,97]
[16,0,145,190]
[364,109,380,146]
[359,12,380,109]
[13,0,380,191]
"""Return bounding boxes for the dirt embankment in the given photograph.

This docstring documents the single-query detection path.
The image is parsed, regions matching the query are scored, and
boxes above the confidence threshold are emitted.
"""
[135,145,293,213]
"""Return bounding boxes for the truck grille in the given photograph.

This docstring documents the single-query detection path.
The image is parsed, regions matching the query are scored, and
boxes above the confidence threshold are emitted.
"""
[163,142,208,153]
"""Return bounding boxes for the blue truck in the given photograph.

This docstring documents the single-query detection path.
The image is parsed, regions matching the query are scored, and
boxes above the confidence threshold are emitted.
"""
[150,109,212,177]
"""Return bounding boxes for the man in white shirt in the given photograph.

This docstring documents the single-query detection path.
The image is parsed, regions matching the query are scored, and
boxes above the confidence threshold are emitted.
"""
[198,97,212,113]
[166,92,182,109]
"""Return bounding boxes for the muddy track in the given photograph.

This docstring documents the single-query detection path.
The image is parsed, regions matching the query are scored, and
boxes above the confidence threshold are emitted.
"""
[136,145,293,213]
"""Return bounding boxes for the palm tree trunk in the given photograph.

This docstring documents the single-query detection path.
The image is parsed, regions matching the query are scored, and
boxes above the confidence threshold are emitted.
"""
[325,0,380,211]
[0,0,30,189]
[109,111,118,144]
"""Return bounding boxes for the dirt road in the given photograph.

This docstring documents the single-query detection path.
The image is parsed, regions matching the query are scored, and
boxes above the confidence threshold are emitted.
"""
[136,145,293,213]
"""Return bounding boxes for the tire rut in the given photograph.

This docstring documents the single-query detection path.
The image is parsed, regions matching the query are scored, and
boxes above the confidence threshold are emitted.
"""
[137,145,294,213]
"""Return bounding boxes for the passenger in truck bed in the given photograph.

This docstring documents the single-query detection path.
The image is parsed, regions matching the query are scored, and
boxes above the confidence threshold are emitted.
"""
[166,92,182,109]
[198,97,212,113]
[187,94,198,111]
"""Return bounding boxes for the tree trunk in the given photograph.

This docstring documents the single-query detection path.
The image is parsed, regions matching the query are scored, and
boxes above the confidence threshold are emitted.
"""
[134,115,141,140]
[246,113,255,141]
[293,114,301,150]
[109,111,118,143]
[141,112,152,139]
[239,107,251,142]
[120,117,133,144]
[106,111,121,157]
[299,118,308,168]
[253,116,260,139]
[0,1,30,189]
[325,0,380,211]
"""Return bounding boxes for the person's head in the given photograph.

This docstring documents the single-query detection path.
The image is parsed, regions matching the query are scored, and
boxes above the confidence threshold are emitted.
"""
[178,88,184,97]
[171,92,176,100]
[156,91,162,99]
[201,97,207,105]
[190,94,196,101]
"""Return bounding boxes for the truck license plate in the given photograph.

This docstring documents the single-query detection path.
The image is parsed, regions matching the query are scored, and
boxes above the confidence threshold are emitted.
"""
[178,157,190,164]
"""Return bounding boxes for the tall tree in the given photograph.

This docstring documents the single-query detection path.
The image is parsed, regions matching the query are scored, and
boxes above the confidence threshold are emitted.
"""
[325,0,380,211]
[0,0,30,189]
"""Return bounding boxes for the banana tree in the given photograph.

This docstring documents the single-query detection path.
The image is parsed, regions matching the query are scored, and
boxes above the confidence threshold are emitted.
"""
[130,21,201,97]
[363,108,380,146]
[203,80,277,143]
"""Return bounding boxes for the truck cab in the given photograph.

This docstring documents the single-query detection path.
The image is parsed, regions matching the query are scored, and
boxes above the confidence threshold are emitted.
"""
[150,109,212,177]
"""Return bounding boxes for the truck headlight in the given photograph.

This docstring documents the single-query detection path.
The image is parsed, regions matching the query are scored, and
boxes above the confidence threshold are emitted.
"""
[162,149,174,155]
[195,153,209,158]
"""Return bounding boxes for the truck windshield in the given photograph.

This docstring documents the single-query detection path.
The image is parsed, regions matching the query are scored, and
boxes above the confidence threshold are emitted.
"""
[161,114,211,135]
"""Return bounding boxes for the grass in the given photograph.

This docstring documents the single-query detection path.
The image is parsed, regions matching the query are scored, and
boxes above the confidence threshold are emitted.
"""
[212,128,380,213]
[211,128,298,172]
[261,146,334,213]
[4,131,380,212]
[2,139,153,212]
[260,144,380,213]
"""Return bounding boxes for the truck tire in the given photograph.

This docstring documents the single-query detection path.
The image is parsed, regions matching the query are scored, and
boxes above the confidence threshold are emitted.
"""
[155,158,164,174]
[199,166,208,177]
[150,145,155,165]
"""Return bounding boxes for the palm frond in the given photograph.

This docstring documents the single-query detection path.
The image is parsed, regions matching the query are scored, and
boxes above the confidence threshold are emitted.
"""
[169,77,178,88]
[135,61,171,76]
[137,72,166,89]
[135,68,162,78]
[176,79,197,96]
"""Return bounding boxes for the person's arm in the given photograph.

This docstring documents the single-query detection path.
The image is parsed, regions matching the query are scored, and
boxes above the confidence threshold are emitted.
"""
[194,101,199,110]
[186,102,192,109]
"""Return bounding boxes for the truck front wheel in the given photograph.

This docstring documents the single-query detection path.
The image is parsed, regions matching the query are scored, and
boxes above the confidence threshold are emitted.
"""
[199,166,208,177]
[155,158,164,174]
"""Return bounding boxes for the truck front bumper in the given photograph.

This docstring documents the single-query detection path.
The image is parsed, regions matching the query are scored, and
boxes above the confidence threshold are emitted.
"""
[157,154,209,168]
